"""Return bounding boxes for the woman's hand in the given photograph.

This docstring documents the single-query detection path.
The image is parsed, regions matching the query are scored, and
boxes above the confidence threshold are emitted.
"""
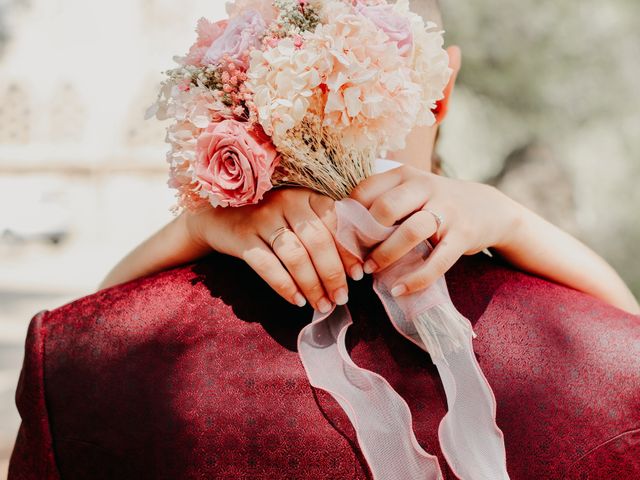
[350,165,521,296]
[101,164,638,315]
[183,187,362,313]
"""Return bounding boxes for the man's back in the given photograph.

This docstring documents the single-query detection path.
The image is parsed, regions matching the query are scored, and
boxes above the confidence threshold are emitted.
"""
[9,253,640,479]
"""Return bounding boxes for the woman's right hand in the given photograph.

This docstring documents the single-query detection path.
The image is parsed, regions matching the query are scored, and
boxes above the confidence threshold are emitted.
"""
[182,187,363,313]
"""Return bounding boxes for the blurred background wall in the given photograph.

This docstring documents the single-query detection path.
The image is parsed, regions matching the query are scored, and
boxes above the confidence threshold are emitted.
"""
[0,0,638,475]
[439,0,640,297]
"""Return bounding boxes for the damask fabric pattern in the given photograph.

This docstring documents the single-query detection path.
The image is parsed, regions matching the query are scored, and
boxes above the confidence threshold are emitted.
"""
[9,253,640,479]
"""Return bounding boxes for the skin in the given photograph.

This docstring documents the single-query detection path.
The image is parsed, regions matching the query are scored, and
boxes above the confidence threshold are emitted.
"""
[100,46,640,315]
[179,188,360,313]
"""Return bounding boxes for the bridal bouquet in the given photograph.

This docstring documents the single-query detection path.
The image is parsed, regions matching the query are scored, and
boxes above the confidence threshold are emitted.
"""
[147,0,451,212]
[149,2,511,479]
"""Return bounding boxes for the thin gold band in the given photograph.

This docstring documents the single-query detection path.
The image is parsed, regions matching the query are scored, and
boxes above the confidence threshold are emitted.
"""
[427,210,444,231]
[269,226,293,250]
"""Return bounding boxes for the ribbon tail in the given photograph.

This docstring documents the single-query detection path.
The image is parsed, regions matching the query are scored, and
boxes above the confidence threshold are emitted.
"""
[372,278,510,480]
[304,198,510,479]
[414,304,510,480]
[297,306,443,480]
[413,302,476,363]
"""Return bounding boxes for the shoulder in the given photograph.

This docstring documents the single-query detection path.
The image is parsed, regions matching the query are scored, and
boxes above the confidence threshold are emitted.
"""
[9,310,60,479]
[449,255,640,479]
[10,253,640,479]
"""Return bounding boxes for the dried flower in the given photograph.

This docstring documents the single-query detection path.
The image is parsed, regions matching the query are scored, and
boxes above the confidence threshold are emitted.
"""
[355,0,413,57]
[305,0,422,151]
[265,0,321,40]
[247,37,331,140]
[396,0,451,125]
[194,120,280,207]
[180,18,228,67]
[149,0,451,212]
[204,10,267,67]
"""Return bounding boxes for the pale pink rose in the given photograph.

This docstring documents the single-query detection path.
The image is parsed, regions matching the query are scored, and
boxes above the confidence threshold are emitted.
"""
[183,18,228,67]
[203,10,266,66]
[355,1,413,57]
[194,120,279,207]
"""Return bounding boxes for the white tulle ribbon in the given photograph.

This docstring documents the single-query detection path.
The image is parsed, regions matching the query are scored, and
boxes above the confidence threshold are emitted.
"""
[297,198,510,480]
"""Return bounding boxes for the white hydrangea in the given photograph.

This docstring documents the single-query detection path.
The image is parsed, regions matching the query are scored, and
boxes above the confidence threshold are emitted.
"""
[246,37,332,140]
[304,0,423,151]
[395,0,452,126]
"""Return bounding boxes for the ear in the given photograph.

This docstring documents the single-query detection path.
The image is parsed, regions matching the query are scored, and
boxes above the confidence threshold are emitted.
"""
[433,45,462,124]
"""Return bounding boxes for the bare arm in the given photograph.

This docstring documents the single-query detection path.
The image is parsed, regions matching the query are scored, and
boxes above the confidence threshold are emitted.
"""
[350,165,640,315]
[495,201,640,314]
[99,213,210,290]
[379,124,639,314]
[99,188,361,313]
[101,128,638,314]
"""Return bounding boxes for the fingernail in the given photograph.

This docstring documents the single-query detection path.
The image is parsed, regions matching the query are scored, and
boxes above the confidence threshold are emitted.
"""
[334,288,349,306]
[391,284,407,297]
[350,264,364,281]
[317,297,333,314]
[294,293,307,308]
[363,260,378,274]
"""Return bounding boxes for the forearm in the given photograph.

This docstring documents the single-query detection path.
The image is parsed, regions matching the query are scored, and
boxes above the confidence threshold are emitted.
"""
[495,200,640,314]
[98,212,210,290]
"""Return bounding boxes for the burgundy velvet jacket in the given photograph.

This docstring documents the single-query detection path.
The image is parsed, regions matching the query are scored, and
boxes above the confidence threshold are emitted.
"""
[9,253,640,479]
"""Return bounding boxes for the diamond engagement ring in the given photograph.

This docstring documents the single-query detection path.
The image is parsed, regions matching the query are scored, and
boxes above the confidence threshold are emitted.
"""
[269,226,293,250]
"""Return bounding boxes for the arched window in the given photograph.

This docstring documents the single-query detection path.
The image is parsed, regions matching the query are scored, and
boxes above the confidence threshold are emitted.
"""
[0,82,31,144]
[49,83,86,143]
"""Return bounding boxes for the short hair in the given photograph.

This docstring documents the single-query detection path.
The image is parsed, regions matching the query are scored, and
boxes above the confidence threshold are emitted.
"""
[411,0,443,28]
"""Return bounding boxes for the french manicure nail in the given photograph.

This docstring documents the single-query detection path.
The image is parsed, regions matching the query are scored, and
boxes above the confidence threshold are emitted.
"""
[363,260,378,274]
[334,288,349,306]
[350,264,364,281]
[391,284,407,297]
[294,293,307,308]
[317,297,333,314]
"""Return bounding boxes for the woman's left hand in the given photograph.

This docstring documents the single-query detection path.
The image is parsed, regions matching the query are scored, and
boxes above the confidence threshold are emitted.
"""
[349,164,522,297]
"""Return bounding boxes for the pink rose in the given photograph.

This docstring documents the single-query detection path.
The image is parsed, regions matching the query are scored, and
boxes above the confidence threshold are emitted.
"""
[183,18,228,67]
[204,10,266,66]
[194,120,279,207]
[355,1,413,57]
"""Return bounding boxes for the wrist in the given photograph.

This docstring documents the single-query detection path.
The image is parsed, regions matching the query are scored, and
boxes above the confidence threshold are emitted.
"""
[492,189,526,252]
[177,209,213,257]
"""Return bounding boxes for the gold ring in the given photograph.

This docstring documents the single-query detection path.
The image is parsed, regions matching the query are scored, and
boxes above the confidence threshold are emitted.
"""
[268,226,293,250]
